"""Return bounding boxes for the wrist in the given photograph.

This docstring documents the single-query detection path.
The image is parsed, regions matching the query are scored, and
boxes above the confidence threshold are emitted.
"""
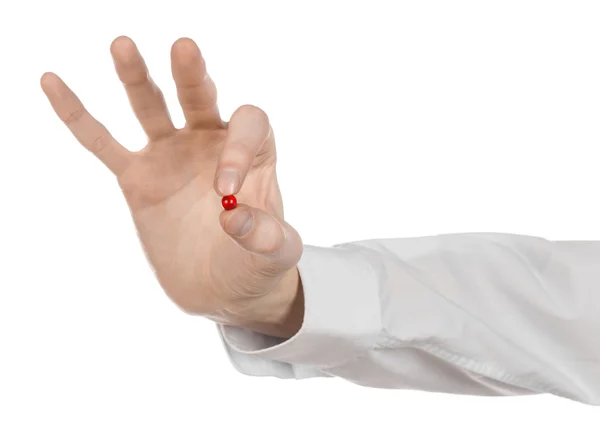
[237,267,304,339]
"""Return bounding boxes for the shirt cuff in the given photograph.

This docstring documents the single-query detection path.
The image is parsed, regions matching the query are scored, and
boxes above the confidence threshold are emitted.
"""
[219,243,382,371]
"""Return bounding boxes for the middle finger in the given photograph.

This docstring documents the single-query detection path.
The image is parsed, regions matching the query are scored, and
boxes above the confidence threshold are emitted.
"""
[111,36,176,141]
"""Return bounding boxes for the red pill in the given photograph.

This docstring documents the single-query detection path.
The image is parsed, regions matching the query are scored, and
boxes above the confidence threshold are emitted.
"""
[221,195,237,210]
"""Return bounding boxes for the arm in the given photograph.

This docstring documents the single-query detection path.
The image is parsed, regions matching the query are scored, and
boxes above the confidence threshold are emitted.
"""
[219,232,600,405]
[41,36,598,405]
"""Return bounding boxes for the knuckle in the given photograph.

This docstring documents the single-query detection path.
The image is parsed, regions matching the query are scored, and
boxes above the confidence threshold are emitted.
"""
[62,107,85,125]
[121,72,150,88]
[255,227,285,256]
[261,236,284,256]
[88,134,110,154]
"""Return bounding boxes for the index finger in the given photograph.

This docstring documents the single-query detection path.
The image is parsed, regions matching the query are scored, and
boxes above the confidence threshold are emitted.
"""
[214,104,275,196]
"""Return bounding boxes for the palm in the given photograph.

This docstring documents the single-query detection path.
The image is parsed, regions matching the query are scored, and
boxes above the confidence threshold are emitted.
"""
[119,127,283,312]
[41,36,302,329]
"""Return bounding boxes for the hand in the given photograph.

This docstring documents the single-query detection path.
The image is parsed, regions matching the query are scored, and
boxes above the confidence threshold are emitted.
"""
[40,36,304,338]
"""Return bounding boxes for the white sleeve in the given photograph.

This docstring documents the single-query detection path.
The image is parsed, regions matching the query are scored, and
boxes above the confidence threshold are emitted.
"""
[218,232,600,405]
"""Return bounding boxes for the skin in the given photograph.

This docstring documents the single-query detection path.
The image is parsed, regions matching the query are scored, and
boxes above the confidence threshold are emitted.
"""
[40,36,304,339]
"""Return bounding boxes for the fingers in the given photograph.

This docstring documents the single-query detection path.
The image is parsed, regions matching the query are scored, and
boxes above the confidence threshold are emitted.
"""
[220,204,303,275]
[171,38,222,129]
[214,105,275,196]
[40,72,132,176]
[110,36,176,141]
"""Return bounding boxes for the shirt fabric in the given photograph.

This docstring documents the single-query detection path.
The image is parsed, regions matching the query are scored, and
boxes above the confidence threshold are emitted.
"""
[218,232,600,405]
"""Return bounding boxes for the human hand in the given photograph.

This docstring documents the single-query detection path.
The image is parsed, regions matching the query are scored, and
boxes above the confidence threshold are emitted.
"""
[40,36,304,338]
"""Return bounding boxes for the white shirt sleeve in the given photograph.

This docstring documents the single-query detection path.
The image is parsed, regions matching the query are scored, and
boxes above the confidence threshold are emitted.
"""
[218,232,600,405]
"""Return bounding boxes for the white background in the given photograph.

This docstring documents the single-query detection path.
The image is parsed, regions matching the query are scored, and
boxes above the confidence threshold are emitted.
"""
[1,0,600,423]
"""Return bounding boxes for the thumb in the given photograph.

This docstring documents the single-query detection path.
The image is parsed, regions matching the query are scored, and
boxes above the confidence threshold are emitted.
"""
[219,204,303,275]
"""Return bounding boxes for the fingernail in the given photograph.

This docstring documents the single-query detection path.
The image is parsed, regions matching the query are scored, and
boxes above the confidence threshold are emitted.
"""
[225,210,254,237]
[217,169,240,195]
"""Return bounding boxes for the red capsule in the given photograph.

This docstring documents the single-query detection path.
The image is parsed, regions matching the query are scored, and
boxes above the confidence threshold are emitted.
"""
[221,195,237,210]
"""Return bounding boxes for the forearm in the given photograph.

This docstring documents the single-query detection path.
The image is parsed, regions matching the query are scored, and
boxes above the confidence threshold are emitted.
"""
[218,233,600,404]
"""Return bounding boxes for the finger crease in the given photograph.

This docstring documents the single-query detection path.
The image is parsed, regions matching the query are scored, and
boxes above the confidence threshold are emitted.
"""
[63,108,86,125]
